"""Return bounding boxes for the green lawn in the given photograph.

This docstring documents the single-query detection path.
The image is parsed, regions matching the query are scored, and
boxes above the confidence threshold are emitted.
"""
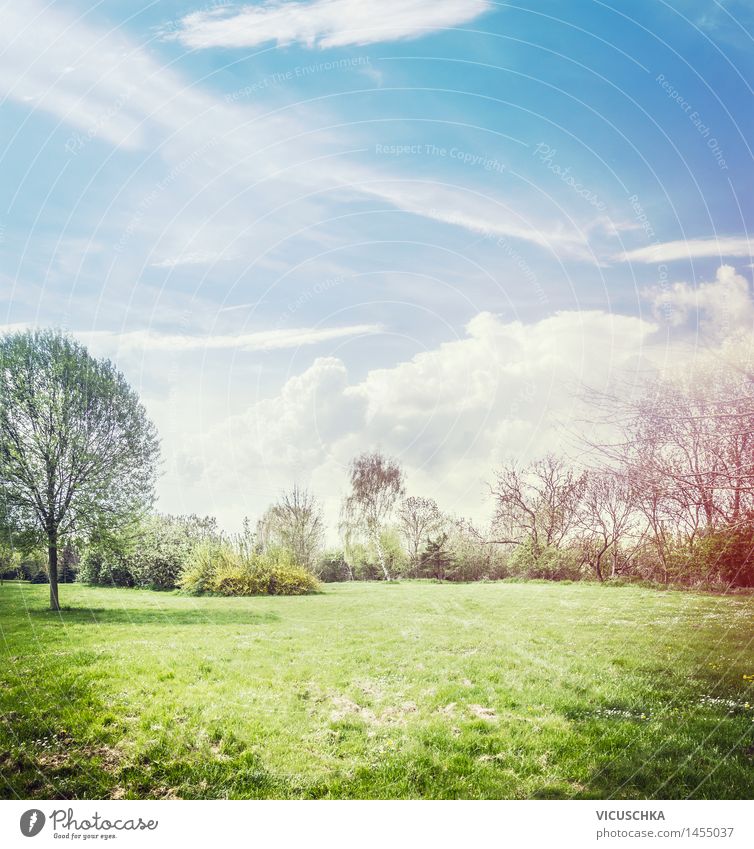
[1,580,752,799]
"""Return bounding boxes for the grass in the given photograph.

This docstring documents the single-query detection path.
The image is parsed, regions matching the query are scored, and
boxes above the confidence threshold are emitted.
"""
[0,579,752,800]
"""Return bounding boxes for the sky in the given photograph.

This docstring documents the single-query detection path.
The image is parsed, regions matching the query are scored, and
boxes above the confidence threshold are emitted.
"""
[1,0,753,533]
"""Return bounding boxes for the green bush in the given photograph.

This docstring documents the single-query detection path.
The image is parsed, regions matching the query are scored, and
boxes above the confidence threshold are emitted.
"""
[675,524,754,589]
[178,541,222,595]
[345,527,408,580]
[180,543,319,596]
[507,537,584,581]
[317,549,352,582]
[81,514,219,589]
[438,521,507,582]
[19,550,49,584]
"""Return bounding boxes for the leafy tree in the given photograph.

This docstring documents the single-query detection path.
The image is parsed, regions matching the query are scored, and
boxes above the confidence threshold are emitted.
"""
[341,451,404,580]
[0,329,159,609]
[81,513,220,589]
[418,533,453,580]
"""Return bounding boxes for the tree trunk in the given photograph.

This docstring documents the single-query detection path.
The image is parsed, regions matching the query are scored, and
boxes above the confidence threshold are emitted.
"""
[48,530,60,611]
[373,532,390,581]
[595,558,604,582]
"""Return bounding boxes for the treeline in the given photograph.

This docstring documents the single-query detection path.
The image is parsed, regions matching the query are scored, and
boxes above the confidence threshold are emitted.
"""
[3,331,753,594]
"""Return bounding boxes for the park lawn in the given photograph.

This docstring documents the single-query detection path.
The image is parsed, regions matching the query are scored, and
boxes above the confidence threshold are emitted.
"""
[0,580,752,800]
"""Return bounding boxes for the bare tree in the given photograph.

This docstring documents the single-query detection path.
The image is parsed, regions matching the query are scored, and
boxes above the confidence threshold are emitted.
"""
[257,485,324,570]
[584,356,754,584]
[577,470,644,581]
[342,451,404,580]
[489,454,587,559]
[397,496,444,564]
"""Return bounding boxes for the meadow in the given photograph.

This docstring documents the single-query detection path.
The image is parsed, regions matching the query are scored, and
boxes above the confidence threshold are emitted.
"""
[0,580,752,800]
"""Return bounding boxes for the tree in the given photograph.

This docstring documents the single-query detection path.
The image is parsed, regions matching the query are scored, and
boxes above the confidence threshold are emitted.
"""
[586,357,754,585]
[397,496,444,564]
[256,486,324,571]
[341,451,404,580]
[418,533,453,580]
[576,470,643,581]
[489,455,586,560]
[0,330,159,609]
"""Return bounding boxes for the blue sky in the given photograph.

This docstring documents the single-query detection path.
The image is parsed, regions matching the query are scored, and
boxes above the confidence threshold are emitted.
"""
[1,0,753,530]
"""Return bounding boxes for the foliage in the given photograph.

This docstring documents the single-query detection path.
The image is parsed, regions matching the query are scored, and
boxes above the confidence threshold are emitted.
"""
[507,537,584,581]
[694,524,754,588]
[180,542,319,596]
[441,519,506,582]
[341,451,404,580]
[0,329,159,609]
[80,514,219,590]
[78,546,135,588]
[345,526,408,581]
[20,550,49,583]
[417,533,453,580]
[316,549,352,582]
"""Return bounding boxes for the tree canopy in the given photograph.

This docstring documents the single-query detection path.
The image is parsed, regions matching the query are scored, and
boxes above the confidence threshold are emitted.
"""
[0,329,160,608]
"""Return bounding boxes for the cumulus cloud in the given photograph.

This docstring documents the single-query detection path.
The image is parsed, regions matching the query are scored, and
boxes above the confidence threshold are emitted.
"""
[644,264,754,334]
[174,308,657,531]
[176,357,368,499]
[168,0,492,50]
[170,267,753,531]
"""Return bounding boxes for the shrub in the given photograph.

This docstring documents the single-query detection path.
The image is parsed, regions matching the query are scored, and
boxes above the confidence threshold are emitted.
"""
[345,527,408,581]
[440,521,507,582]
[317,550,352,582]
[507,537,584,581]
[78,547,134,587]
[81,514,219,589]
[19,550,49,584]
[684,525,754,588]
[180,543,319,596]
[178,541,222,595]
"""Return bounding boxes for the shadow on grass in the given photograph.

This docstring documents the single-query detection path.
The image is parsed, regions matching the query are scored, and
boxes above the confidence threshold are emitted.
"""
[27,607,280,626]
[552,714,754,800]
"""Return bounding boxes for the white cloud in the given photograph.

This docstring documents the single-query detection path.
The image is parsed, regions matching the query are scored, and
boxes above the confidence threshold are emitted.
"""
[356,179,595,261]
[0,0,602,276]
[169,265,754,531]
[617,236,752,264]
[0,324,380,355]
[168,0,492,50]
[173,308,657,531]
[150,250,241,269]
[79,324,382,354]
[644,264,754,333]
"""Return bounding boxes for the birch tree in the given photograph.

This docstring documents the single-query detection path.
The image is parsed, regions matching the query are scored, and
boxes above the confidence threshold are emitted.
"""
[342,451,404,581]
